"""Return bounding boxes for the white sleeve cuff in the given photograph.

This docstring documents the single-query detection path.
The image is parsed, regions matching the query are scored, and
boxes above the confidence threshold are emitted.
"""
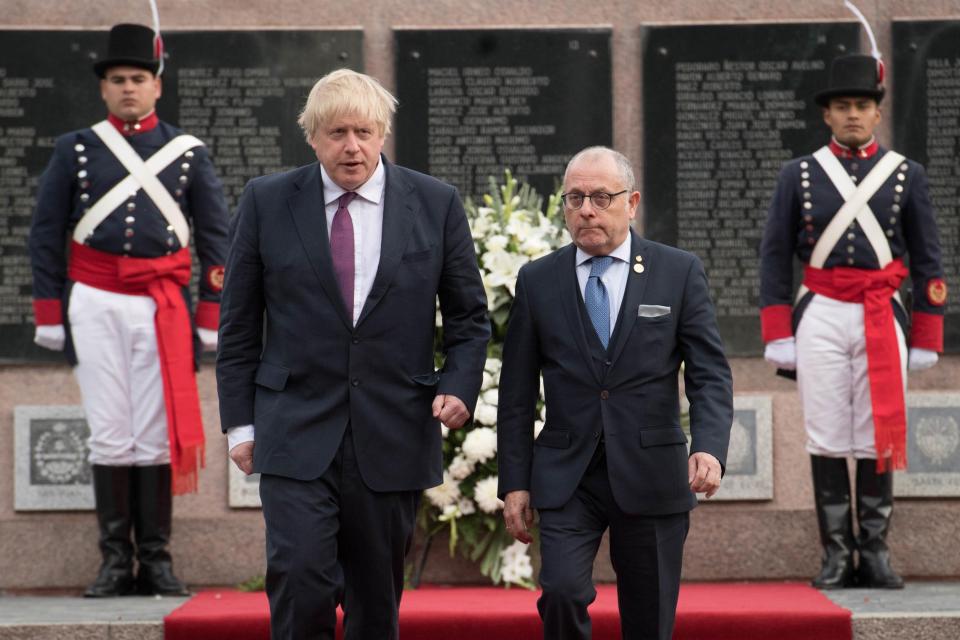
[227,424,255,451]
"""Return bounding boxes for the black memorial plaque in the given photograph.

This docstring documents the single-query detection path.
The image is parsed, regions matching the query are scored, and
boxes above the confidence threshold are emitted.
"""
[0,29,361,362]
[395,29,611,200]
[0,31,102,363]
[893,21,960,353]
[643,23,859,356]
[162,31,362,209]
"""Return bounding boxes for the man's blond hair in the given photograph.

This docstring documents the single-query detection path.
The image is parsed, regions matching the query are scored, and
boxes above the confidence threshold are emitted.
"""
[297,69,398,143]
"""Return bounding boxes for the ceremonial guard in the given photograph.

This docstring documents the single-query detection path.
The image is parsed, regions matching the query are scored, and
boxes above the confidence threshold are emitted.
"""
[28,23,230,596]
[759,51,946,590]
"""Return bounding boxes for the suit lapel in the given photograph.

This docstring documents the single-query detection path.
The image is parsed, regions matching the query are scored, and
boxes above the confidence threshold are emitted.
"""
[608,231,649,368]
[287,164,353,329]
[356,159,415,326]
[556,245,602,385]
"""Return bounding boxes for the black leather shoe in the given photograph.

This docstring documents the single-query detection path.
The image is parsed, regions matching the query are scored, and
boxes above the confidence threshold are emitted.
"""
[136,561,191,596]
[85,564,136,597]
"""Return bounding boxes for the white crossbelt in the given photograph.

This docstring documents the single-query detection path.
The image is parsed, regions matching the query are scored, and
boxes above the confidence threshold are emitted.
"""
[810,146,904,268]
[72,121,202,248]
[795,146,905,303]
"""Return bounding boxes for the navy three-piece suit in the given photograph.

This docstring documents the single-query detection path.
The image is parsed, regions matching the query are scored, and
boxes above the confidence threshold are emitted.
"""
[498,230,733,640]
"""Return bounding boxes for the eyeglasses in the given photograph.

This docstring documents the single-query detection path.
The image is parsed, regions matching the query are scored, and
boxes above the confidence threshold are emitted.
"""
[560,190,628,210]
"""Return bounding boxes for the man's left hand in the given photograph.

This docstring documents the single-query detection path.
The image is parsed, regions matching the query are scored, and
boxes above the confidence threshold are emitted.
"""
[689,451,722,498]
[433,394,470,429]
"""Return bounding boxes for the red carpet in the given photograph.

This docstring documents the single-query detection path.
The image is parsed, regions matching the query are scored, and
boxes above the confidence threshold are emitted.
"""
[165,583,851,640]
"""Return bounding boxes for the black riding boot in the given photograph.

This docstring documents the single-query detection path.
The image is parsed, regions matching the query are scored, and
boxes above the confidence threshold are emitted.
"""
[133,464,190,596]
[84,465,136,597]
[855,459,904,589]
[810,455,856,589]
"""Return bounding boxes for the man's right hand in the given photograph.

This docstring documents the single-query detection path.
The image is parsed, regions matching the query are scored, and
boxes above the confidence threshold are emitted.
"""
[230,441,255,475]
[34,325,65,351]
[764,337,796,370]
[503,490,534,544]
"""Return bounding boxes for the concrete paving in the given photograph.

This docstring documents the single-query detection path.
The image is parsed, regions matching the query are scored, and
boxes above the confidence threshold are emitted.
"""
[824,581,960,614]
[0,594,187,625]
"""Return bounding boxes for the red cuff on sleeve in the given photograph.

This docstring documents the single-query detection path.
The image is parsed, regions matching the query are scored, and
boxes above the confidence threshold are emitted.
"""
[195,301,220,330]
[33,299,62,325]
[910,311,943,352]
[760,305,793,343]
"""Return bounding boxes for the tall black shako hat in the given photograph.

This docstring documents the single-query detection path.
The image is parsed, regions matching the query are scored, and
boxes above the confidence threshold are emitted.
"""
[93,23,162,78]
[814,54,885,107]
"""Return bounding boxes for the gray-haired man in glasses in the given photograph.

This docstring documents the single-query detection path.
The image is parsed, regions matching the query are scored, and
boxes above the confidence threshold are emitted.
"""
[497,146,733,640]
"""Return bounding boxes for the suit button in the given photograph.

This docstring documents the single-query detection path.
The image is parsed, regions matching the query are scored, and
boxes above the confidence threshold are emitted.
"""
[351,378,360,387]
[604,360,612,366]
[600,390,609,400]
[352,337,360,344]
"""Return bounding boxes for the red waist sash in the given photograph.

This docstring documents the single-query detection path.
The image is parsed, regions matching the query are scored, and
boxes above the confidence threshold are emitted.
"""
[69,241,205,494]
[803,259,909,472]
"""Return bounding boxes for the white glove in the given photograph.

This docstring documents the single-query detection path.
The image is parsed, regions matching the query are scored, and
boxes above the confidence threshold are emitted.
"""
[908,347,938,371]
[34,324,66,351]
[197,327,218,352]
[764,337,796,370]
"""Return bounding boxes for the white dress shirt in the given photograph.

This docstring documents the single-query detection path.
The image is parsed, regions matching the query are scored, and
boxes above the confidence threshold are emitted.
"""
[574,234,631,342]
[321,160,386,325]
[227,159,387,451]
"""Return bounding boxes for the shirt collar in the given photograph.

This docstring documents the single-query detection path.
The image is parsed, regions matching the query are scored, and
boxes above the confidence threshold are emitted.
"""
[107,110,158,136]
[320,156,386,207]
[829,136,879,159]
[575,233,632,268]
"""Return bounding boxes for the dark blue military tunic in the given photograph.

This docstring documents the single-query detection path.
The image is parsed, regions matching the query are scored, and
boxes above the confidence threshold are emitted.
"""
[759,144,946,349]
[29,118,230,363]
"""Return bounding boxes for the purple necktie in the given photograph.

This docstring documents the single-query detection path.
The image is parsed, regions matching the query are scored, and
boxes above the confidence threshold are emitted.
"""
[330,192,357,314]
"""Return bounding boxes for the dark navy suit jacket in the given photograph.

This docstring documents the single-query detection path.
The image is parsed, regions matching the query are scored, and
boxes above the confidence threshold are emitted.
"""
[497,231,732,515]
[216,158,489,491]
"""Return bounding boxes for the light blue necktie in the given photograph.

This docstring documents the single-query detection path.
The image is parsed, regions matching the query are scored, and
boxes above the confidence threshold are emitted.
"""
[585,256,613,348]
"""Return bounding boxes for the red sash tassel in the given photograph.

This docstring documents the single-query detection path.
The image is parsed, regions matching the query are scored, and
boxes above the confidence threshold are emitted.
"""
[803,259,909,472]
[68,242,205,494]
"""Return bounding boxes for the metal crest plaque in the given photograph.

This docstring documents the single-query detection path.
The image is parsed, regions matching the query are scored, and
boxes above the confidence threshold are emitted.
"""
[895,393,960,497]
[228,458,262,508]
[14,405,94,510]
[709,395,773,501]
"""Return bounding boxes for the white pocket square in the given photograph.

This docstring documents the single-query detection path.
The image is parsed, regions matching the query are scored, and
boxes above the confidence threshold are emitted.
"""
[637,304,671,318]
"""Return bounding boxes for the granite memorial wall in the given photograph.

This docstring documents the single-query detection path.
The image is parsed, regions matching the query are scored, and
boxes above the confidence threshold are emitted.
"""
[0,29,362,362]
[892,20,960,352]
[642,22,860,355]
[394,28,612,200]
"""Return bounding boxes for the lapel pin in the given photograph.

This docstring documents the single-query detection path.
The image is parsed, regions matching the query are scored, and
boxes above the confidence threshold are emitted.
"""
[633,263,645,274]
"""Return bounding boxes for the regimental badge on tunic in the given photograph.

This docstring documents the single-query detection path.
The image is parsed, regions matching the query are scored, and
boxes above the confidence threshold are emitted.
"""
[207,265,225,292]
[927,278,948,306]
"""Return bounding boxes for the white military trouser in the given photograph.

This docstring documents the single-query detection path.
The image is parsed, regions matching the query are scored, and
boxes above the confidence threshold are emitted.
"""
[68,282,170,466]
[796,294,908,459]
